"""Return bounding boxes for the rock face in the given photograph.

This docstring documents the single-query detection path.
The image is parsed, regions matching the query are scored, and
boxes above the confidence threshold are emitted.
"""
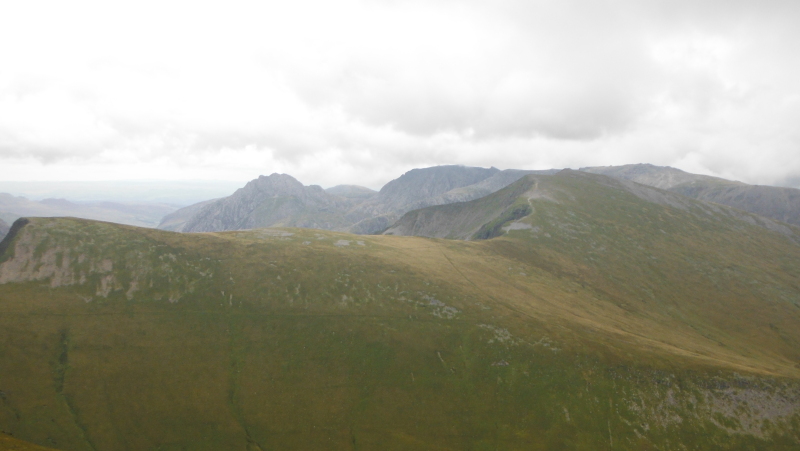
[581,163,800,227]
[361,165,500,213]
[181,174,353,232]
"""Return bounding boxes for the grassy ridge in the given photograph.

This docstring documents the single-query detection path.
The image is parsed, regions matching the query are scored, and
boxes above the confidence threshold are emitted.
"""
[0,170,800,450]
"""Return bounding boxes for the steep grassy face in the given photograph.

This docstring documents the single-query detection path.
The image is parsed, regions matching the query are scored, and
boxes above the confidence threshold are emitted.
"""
[1,171,800,451]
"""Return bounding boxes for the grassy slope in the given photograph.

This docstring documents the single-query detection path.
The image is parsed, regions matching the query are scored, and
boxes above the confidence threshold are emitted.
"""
[0,433,60,450]
[0,172,799,449]
[670,181,800,226]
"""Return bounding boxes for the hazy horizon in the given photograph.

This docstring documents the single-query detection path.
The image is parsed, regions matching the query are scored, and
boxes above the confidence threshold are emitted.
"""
[2,1,799,190]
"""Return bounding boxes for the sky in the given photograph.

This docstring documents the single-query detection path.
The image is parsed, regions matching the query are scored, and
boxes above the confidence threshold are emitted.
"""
[1,0,799,191]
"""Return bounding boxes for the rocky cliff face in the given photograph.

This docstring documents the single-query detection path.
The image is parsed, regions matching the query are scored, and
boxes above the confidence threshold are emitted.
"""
[181,174,354,232]
[368,165,500,213]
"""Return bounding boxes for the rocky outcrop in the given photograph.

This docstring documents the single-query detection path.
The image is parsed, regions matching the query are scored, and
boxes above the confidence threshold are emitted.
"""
[181,174,354,232]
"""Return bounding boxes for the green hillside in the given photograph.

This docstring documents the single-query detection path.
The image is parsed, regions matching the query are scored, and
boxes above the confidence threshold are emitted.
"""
[0,433,61,451]
[1,171,799,449]
[581,163,800,227]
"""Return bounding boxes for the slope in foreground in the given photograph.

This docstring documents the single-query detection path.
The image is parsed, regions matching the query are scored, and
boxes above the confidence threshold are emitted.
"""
[0,171,799,450]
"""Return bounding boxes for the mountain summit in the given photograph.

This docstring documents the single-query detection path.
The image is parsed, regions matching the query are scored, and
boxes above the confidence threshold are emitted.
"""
[178,173,352,232]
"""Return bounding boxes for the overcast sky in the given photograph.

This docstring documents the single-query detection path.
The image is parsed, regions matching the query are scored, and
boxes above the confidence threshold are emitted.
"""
[1,0,799,190]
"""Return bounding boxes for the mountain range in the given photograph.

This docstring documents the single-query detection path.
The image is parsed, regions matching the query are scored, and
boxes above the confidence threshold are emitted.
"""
[158,164,800,237]
[0,194,178,230]
[1,169,799,449]
[156,166,561,234]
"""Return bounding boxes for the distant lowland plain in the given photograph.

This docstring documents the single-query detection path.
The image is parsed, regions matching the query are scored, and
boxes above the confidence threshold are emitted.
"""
[1,164,800,450]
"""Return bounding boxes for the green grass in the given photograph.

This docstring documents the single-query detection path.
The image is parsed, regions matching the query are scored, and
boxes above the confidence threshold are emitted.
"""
[0,170,799,450]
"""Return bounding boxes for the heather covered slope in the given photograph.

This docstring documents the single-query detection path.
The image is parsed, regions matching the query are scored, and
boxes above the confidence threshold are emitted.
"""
[1,183,800,450]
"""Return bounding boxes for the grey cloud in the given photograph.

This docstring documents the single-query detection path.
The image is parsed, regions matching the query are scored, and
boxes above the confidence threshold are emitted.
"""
[1,0,800,189]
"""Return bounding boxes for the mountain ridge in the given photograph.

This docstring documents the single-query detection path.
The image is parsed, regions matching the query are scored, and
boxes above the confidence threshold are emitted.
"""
[2,167,800,449]
[160,166,560,235]
[581,163,800,227]
[158,163,800,236]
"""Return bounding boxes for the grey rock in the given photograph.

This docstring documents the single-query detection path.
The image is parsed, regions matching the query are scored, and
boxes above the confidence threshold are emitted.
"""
[181,173,354,232]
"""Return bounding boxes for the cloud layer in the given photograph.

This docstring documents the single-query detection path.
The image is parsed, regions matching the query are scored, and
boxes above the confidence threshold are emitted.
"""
[1,0,799,189]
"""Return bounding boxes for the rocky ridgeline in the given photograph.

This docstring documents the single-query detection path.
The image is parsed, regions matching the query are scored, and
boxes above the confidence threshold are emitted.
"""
[158,164,800,237]
[159,166,555,235]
